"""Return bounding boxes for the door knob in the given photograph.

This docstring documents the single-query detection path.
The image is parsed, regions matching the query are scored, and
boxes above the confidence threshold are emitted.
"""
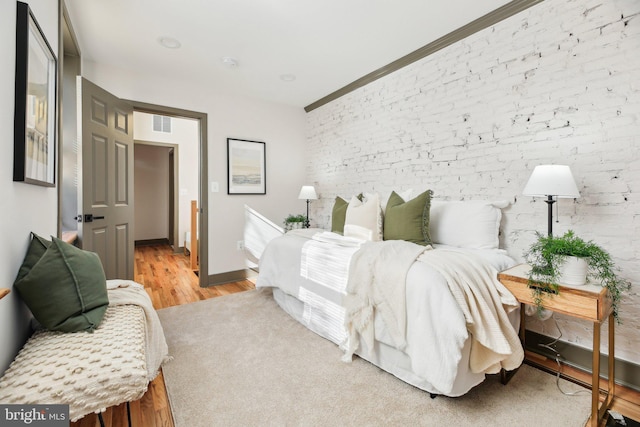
[83,214,105,223]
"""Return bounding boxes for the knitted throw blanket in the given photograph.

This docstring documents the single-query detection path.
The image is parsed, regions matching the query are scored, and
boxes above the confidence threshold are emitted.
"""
[0,280,170,422]
[417,250,523,373]
[342,240,427,360]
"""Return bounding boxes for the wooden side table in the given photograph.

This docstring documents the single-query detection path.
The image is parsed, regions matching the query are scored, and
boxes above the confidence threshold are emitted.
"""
[498,264,614,427]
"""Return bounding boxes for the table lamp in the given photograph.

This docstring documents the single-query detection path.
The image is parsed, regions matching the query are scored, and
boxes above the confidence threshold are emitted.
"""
[298,186,318,228]
[523,165,580,236]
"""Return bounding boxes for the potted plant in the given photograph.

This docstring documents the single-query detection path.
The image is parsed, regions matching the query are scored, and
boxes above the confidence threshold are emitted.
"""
[523,230,630,321]
[283,214,307,231]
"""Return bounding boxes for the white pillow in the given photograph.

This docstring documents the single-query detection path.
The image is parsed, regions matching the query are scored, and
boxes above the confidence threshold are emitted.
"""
[429,200,506,249]
[343,224,372,241]
[345,193,383,241]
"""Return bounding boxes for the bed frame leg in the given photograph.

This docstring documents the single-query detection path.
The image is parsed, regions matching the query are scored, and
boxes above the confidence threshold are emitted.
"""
[98,412,106,427]
[430,393,438,399]
[500,367,519,384]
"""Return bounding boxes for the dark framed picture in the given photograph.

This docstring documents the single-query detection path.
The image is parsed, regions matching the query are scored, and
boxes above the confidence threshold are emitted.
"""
[13,1,57,187]
[227,138,266,195]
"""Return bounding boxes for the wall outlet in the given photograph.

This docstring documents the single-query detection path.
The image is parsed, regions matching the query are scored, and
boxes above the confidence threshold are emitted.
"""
[237,240,244,251]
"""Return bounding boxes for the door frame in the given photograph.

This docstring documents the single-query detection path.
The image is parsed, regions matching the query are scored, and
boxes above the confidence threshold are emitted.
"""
[57,1,81,238]
[57,5,209,287]
[134,140,179,250]
[130,101,209,288]
[168,147,175,247]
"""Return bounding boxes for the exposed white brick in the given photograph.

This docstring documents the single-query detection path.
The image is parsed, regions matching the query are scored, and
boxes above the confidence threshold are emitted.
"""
[305,0,640,365]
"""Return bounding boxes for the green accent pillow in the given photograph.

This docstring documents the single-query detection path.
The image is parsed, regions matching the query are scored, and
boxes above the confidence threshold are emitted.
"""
[331,197,349,234]
[383,190,433,246]
[15,233,51,283]
[331,194,364,234]
[14,236,109,332]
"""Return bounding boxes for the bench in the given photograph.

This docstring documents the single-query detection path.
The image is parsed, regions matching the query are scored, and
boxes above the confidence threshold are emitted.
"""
[0,281,168,425]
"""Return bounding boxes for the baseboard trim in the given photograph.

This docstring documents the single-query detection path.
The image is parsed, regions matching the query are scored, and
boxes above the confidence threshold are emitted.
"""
[525,330,640,392]
[135,238,170,247]
[206,269,258,287]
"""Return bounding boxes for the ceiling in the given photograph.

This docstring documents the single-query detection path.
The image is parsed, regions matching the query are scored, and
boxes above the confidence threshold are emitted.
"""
[64,0,515,109]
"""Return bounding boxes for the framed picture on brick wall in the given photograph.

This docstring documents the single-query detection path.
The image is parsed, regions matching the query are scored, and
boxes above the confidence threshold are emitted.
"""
[227,138,266,195]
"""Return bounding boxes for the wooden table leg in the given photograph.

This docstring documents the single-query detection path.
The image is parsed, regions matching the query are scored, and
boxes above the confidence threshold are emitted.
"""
[592,321,600,427]
[609,315,615,404]
[520,302,526,345]
[589,316,617,427]
[597,315,616,424]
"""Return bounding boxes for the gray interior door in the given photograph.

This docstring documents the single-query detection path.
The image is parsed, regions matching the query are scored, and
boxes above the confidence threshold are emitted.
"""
[77,77,134,280]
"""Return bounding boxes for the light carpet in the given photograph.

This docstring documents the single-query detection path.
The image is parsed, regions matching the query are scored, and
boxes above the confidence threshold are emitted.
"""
[157,289,591,427]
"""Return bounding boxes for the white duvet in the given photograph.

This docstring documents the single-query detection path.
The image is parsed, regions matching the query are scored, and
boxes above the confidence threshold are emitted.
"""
[256,229,522,395]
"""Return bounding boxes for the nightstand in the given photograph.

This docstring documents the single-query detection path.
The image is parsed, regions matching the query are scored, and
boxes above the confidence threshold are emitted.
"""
[498,264,614,427]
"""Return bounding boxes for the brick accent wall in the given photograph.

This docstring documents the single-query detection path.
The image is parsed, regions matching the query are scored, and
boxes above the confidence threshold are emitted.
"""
[305,0,640,364]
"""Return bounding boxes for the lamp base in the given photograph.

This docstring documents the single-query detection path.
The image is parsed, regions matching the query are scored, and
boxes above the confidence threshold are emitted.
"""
[544,195,555,236]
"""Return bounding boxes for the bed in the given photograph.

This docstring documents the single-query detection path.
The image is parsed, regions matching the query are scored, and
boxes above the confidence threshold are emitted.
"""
[255,192,524,397]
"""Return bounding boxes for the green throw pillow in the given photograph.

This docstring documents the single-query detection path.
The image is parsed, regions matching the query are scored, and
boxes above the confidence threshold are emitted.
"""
[331,194,364,234]
[15,232,51,283]
[14,236,109,332]
[331,197,349,234]
[383,190,433,246]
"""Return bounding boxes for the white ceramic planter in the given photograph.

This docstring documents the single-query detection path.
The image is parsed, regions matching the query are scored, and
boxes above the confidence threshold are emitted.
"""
[285,222,304,232]
[558,256,588,286]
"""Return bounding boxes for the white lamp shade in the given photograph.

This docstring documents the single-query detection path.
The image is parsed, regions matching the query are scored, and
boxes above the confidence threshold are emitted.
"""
[523,165,580,198]
[298,185,318,200]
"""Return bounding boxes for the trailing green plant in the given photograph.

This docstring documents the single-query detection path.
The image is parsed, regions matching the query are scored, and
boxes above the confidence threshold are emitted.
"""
[523,230,630,322]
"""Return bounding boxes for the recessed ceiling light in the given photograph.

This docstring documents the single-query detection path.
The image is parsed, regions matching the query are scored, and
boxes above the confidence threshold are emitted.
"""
[221,57,239,68]
[280,74,296,82]
[158,37,181,49]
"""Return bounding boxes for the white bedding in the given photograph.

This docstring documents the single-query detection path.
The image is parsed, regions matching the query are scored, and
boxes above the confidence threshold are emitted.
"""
[342,239,426,358]
[256,229,522,396]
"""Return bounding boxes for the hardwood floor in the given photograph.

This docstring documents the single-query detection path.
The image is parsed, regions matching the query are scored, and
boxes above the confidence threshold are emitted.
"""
[71,244,254,427]
[71,244,639,427]
[133,244,255,310]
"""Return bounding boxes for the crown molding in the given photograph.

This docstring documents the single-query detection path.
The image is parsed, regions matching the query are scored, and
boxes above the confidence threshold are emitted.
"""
[305,0,544,113]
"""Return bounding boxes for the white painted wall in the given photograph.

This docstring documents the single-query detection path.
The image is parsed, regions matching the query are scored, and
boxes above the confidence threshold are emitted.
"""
[0,0,59,374]
[134,144,171,241]
[134,112,199,247]
[306,0,640,365]
[76,61,307,276]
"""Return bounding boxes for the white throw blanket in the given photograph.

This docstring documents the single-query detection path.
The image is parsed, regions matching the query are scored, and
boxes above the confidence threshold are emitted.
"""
[416,250,523,373]
[310,231,365,247]
[342,240,427,360]
[301,232,364,293]
[107,280,171,381]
